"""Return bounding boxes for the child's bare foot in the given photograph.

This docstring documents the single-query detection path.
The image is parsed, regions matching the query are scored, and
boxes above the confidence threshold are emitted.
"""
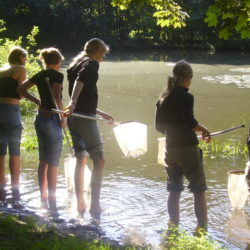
[77,200,87,213]
[90,205,102,218]
[194,224,207,237]
[48,198,57,210]
[41,199,48,209]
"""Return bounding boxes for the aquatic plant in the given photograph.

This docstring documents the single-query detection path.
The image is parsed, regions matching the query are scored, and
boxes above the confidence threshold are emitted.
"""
[162,227,225,250]
[200,140,248,159]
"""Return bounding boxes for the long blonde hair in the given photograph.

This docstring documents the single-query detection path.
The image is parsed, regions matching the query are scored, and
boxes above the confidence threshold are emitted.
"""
[70,38,109,67]
[159,60,193,104]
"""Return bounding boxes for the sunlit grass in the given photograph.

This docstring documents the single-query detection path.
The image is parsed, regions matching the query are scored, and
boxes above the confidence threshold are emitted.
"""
[0,213,150,250]
[200,140,248,159]
[161,227,225,250]
[0,213,224,250]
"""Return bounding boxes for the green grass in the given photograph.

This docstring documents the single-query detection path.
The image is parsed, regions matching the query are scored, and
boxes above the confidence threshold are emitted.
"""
[161,228,225,250]
[0,213,227,250]
[0,213,138,250]
[200,140,248,159]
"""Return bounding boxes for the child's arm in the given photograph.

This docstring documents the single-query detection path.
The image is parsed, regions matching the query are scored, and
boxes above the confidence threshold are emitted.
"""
[193,124,211,143]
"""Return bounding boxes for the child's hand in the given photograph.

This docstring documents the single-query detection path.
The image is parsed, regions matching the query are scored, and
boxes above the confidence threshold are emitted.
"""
[202,130,211,143]
[63,103,75,117]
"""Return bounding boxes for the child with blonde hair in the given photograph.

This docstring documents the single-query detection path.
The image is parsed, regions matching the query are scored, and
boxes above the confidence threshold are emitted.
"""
[66,38,114,216]
[18,47,65,209]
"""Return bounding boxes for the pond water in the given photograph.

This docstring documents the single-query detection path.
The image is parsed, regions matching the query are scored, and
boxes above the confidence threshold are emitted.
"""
[2,50,250,249]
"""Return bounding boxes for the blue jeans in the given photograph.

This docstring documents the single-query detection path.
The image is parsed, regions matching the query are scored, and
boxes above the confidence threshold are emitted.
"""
[67,116,104,160]
[0,103,22,156]
[35,112,62,166]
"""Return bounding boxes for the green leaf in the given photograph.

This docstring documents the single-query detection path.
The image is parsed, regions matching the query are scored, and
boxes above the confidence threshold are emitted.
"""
[205,12,218,27]
[222,12,234,19]
[219,27,231,39]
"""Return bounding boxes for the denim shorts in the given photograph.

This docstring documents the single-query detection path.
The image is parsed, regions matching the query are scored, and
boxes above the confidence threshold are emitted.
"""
[0,103,22,156]
[67,116,104,160]
[35,112,62,166]
[165,145,207,193]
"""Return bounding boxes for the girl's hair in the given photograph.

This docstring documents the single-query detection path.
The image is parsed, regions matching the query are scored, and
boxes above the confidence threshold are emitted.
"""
[8,47,27,65]
[39,47,64,66]
[70,38,109,67]
[159,60,193,103]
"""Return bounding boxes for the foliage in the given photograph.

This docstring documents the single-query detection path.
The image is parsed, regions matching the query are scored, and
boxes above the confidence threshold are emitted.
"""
[0,0,249,50]
[21,133,38,151]
[111,0,189,28]
[205,0,250,39]
[200,140,248,159]
[0,20,41,116]
[162,227,224,250]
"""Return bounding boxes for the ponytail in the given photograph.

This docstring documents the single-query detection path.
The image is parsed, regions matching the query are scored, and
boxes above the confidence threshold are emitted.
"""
[158,60,193,104]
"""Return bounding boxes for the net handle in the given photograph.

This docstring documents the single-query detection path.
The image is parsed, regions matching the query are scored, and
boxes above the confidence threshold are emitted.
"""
[51,109,137,126]
[197,125,245,139]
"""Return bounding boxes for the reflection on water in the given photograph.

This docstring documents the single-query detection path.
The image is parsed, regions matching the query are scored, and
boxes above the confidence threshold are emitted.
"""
[203,67,250,88]
[1,50,250,249]
[226,210,250,245]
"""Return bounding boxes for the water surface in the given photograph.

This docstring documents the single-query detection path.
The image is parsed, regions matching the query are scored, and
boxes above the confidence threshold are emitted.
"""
[3,50,250,249]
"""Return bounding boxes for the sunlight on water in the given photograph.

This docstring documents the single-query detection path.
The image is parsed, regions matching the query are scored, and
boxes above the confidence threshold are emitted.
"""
[202,67,250,88]
[230,68,250,73]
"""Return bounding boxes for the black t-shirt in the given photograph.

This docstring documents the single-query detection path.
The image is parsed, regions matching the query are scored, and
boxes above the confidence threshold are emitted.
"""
[67,57,99,114]
[157,86,198,148]
[30,69,63,111]
[0,77,20,99]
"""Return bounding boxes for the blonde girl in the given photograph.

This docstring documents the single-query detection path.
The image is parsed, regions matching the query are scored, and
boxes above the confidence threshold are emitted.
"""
[18,48,65,209]
[0,47,27,202]
[66,38,113,216]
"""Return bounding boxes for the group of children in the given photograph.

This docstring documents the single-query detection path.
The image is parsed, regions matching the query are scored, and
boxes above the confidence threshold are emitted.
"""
[0,38,218,233]
[0,38,112,218]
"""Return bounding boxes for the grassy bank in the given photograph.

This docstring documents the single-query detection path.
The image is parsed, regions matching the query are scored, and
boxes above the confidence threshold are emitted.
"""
[0,213,125,250]
[0,213,225,250]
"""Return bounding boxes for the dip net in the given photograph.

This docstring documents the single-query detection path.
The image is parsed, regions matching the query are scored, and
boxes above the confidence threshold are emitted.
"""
[228,170,248,210]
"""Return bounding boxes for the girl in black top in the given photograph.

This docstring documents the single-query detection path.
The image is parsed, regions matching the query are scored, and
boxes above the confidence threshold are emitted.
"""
[0,46,27,203]
[18,48,66,209]
[155,60,211,234]
[66,38,113,215]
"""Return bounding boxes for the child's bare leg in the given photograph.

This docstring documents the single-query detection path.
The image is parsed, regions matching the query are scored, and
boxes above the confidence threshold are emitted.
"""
[167,191,181,226]
[47,165,57,209]
[194,191,207,231]
[75,157,88,213]
[9,155,20,187]
[38,160,48,203]
[90,158,105,216]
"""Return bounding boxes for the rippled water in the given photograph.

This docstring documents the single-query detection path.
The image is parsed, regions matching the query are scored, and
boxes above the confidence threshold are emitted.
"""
[2,50,250,249]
